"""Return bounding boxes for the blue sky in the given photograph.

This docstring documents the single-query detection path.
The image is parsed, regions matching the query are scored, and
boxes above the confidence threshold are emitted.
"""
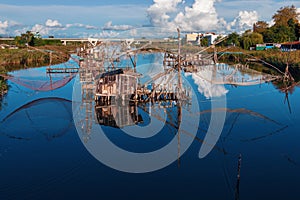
[1,0,300,38]
[0,0,148,5]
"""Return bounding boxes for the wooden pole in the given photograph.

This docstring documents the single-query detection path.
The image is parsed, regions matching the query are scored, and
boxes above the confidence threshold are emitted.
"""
[49,51,52,66]
[177,28,182,97]
[176,29,183,166]
[235,154,242,200]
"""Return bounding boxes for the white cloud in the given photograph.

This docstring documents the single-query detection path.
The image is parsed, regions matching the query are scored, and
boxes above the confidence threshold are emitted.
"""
[0,20,9,34]
[85,25,98,30]
[66,23,98,30]
[103,21,133,31]
[0,20,9,29]
[14,27,28,36]
[174,0,222,31]
[26,20,100,37]
[31,19,65,36]
[91,31,120,38]
[191,72,228,99]
[1,1,300,37]
[96,26,180,39]
[45,19,62,28]
[147,0,184,28]
[31,24,50,35]
[0,4,147,27]
[147,0,260,33]
[228,11,258,33]
[0,19,23,36]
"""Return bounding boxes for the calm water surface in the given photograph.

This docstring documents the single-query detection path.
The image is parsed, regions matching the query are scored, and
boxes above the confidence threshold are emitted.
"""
[0,58,299,200]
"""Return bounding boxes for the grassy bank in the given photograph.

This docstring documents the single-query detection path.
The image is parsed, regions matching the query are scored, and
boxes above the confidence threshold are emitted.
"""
[0,77,8,106]
[216,47,300,87]
[142,42,300,71]
[216,47,300,71]
[0,45,78,73]
[0,44,79,102]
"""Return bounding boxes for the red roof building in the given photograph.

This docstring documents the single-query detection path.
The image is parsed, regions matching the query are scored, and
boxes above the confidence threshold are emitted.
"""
[281,41,300,51]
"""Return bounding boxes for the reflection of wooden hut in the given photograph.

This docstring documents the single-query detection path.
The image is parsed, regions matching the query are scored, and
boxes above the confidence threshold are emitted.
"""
[95,69,139,101]
[95,104,143,128]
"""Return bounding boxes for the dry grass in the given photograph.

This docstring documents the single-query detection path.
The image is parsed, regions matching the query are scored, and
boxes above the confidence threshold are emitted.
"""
[0,45,78,72]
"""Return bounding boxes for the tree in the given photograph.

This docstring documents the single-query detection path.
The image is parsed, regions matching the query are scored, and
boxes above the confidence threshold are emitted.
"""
[224,32,241,47]
[241,32,263,50]
[272,5,299,26]
[265,25,296,43]
[253,21,269,34]
[287,18,300,40]
[242,37,252,50]
[14,31,34,46]
[234,5,300,45]
[259,5,300,43]
[296,23,300,40]
[263,28,277,43]
[201,37,209,47]
[14,31,45,47]
[249,32,264,44]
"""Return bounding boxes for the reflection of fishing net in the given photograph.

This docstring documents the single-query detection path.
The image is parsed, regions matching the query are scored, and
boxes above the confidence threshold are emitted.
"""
[144,106,287,154]
[194,64,279,86]
[197,108,287,143]
[135,54,165,84]
[1,73,76,91]
[0,97,73,140]
[185,107,287,199]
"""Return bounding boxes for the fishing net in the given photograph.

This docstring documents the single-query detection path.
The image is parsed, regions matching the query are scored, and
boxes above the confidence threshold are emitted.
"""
[0,73,76,91]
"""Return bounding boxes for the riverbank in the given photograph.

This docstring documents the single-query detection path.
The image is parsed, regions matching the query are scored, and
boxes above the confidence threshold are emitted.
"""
[0,44,80,101]
[0,45,78,73]
[140,42,300,72]
[216,47,300,72]
[0,77,8,107]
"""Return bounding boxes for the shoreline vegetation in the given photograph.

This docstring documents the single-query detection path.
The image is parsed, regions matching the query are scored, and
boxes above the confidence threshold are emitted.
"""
[1,41,300,81]
[2,42,300,74]
[214,47,300,75]
[0,43,300,111]
[146,41,300,76]
[0,43,80,101]
[0,45,78,73]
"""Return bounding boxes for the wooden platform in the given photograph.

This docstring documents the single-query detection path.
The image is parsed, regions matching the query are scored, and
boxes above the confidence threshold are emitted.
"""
[46,67,79,74]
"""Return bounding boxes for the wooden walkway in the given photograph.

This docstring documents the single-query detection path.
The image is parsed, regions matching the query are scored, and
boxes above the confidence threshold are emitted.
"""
[46,67,79,74]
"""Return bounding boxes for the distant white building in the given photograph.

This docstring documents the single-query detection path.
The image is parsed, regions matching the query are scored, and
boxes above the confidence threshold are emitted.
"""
[185,32,223,46]
[0,44,18,49]
[204,33,220,46]
[31,31,41,39]
[185,33,202,45]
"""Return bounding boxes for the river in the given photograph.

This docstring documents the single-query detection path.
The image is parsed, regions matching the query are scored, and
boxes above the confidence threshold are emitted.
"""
[0,55,299,200]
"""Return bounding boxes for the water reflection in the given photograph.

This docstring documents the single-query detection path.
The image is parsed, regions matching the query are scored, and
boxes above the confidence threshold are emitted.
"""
[95,102,143,128]
[0,76,8,110]
[194,63,279,86]
[272,69,300,113]
[76,49,290,148]
[0,97,73,140]
[0,57,78,92]
[76,76,190,146]
[75,64,288,157]
[1,55,299,199]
